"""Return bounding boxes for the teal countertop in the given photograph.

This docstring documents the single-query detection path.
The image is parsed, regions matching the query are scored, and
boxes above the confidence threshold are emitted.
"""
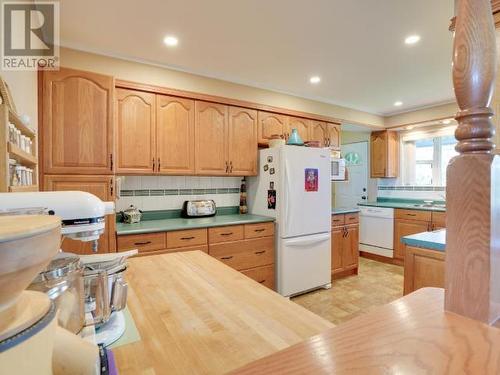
[332,207,360,215]
[358,198,446,212]
[116,213,275,235]
[401,229,446,252]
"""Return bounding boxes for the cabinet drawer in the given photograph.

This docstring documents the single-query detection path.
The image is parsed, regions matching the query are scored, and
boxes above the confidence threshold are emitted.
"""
[209,225,244,244]
[210,237,274,271]
[395,209,431,222]
[135,245,208,257]
[117,232,166,253]
[432,211,446,228]
[241,265,275,290]
[244,222,274,239]
[167,228,207,249]
[344,213,359,224]
[332,214,345,227]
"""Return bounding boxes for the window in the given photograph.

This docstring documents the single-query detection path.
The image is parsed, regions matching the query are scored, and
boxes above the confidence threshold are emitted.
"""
[402,132,458,186]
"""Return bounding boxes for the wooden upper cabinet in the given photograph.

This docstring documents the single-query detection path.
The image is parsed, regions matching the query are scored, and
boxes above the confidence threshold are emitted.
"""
[287,117,311,143]
[195,101,228,175]
[258,111,288,144]
[41,67,114,175]
[115,89,155,174]
[370,130,399,178]
[228,107,258,176]
[326,123,341,149]
[44,175,116,254]
[157,95,195,175]
[310,121,328,147]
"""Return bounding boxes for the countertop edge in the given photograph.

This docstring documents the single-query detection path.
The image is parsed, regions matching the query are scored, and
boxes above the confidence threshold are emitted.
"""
[116,216,275,236]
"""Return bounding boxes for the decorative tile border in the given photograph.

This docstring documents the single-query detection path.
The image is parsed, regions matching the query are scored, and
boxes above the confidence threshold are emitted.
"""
[120,188,241,197]
[378,185,445,192]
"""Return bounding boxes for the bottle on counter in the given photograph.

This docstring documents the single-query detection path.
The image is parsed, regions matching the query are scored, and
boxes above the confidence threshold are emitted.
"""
[239,177,248,214]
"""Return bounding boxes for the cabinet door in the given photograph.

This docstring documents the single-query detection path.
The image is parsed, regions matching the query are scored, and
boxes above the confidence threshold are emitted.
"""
[342,224,359,269]
[195,101,228,175]
[43,175,116,254]
[310,121,328,147]
[115,89,155,174]
[287,117,311,143]
[157,95,195,174]
[393,219,430,260]
[42,67,114,174]
[326,123,341,148]
[228,107,258,175]
[257,111,288,144]
[370,131,387,177]
[331,227,343,273]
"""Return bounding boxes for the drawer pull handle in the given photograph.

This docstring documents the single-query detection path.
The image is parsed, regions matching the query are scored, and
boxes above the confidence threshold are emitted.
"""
[181,236,195,240]
[258,280,266,284]
[254,228,266,232]
[220,232,233,236]
[221,256,233,260]
[406,214,417,217]
[134,241,152,245]
[255,250,266,255]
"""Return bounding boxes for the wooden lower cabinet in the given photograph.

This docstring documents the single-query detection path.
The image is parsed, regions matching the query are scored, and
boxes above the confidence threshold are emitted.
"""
[44,175,116,254]
[393,219,429,261]
[403,245,445,295]
[117,222,276,290]
[331,213,359,278]
[393,209,446,262]
[241,265,275,290]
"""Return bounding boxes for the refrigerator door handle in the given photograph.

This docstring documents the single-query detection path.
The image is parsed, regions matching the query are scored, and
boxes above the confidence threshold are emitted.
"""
[284,233,331,247]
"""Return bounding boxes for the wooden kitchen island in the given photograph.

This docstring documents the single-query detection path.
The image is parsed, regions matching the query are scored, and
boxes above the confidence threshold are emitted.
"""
[112,251,334,374]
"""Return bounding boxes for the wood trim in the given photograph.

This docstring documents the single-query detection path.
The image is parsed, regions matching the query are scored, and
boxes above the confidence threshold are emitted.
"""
[449,0,500,31]
[115,79,342,125]
[360,251,403,266]
[332,267,358,280]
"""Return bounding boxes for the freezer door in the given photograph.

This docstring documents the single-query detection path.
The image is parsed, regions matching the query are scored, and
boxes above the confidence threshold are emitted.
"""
[277,232,331,296]
[280,146,331,238]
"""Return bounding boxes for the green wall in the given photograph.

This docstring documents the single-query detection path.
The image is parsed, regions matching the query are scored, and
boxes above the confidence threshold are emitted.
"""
[341,131,371,144]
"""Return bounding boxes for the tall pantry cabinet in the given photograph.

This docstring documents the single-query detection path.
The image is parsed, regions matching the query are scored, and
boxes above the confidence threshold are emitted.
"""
[40,67,116,254]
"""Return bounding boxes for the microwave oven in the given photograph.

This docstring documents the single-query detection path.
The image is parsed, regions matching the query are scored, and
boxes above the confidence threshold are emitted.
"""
[331,158,346,181]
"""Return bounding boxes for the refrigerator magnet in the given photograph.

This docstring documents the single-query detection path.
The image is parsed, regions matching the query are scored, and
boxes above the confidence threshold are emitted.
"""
[305,168,319,192]
[267,190,276,209]
[269,181,274,189]
[267,156,273,163]
[270,168,275,175]
[263,164,269,172]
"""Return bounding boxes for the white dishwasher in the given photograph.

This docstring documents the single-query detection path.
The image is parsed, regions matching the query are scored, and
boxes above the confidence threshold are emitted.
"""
[359,206,394,258]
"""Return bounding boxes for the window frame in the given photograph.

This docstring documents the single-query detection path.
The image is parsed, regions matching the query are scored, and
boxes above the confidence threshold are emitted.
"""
[401,126,457,187]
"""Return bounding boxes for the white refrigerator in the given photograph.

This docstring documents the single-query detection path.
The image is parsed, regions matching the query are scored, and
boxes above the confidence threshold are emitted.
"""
[247,146,331,296]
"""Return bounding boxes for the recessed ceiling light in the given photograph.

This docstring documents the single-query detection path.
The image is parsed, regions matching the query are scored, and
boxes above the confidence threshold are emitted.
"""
[405,35,421,45]
[163,35,179,47]
[309,76,321,84]
[442,119,452,125]
[394,101,403,107]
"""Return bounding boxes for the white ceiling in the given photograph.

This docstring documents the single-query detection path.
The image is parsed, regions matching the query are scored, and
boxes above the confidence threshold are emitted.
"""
[57,0,455,116]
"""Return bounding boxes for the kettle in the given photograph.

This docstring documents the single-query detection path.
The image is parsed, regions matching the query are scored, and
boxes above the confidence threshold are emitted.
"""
[120,205,142,224]
[286,128,304,146]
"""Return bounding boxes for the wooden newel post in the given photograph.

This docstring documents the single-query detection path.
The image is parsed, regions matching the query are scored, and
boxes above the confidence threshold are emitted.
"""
[445,0,500,324]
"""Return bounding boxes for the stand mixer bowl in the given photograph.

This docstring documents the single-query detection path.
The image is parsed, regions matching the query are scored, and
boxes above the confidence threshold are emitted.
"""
[0,215,60,318]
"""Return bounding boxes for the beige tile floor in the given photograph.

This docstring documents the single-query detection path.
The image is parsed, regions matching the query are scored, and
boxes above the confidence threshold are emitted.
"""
[292,257,404,325]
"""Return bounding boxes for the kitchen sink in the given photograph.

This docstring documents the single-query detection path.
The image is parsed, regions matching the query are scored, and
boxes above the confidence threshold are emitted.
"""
[412,203,446,209]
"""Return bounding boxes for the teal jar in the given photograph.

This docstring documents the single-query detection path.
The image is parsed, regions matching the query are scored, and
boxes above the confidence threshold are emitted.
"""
[286,128,304,146]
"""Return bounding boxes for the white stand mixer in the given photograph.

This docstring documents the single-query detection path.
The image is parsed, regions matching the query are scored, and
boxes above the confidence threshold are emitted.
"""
[0,191,118,374]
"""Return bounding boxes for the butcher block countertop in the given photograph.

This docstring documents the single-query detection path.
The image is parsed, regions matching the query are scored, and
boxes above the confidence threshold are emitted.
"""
[112,251,334,375]
[232,288,500,374]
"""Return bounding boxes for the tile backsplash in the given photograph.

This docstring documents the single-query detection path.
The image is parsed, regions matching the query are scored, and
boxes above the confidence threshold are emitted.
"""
[116,176,242,212]
[377,185,446,201]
